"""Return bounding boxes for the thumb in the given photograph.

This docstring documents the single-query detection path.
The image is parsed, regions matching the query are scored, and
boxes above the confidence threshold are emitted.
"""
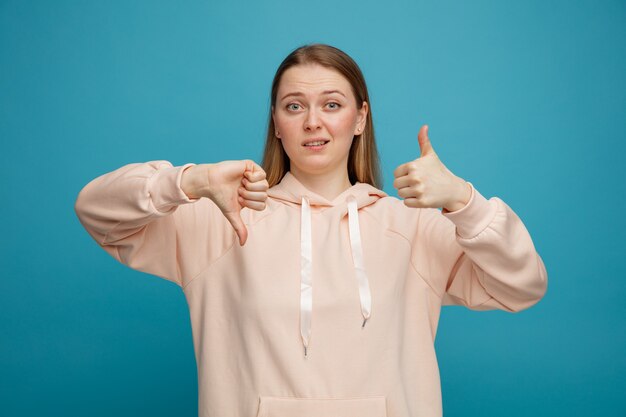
[418,124,435,157]
[224,211,248,246]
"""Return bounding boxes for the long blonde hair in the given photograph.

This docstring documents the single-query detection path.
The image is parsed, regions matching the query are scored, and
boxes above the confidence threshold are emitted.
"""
[262,44,382,189]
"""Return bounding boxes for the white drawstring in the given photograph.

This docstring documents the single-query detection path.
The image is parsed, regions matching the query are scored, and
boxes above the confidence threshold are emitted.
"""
[347,196,372,328]
[300,197,313,357]
[299,195,372,358]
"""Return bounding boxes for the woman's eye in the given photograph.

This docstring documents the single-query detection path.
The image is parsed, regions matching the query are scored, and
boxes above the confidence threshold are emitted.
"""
[326,102,341,109]
[286,103,301,111]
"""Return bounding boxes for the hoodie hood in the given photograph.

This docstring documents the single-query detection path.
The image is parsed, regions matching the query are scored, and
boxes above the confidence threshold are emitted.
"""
[267,172,387,358]
[268,171,386,211]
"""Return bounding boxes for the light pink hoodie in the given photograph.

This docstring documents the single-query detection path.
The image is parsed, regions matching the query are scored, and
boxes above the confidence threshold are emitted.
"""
[75,160,548,417]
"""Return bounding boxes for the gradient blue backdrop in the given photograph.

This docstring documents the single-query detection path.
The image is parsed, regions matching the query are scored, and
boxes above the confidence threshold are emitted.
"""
[1,1,624,416]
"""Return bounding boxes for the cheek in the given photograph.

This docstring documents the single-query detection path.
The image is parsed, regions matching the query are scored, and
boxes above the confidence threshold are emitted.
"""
[277,117,298,133]
[328,112,358,136]
[275,113,297,135]
[274,118,300,156]
[276,119,300,148]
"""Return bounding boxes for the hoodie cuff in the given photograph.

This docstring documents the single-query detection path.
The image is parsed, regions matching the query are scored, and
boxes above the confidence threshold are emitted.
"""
[147,163,200,213]
[441,182,497,239]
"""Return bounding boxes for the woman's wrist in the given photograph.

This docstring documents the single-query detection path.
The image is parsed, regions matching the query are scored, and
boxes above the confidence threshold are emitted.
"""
[181,164,211,199]
[442,179,472,213]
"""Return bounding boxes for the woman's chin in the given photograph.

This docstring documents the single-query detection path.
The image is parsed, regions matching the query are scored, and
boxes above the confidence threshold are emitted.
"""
[291,159,345,177]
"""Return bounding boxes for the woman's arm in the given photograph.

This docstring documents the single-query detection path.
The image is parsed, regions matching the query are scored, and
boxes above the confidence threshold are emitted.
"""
[74,160,268,287]
[413,183,548,312]
[393,124,547,310]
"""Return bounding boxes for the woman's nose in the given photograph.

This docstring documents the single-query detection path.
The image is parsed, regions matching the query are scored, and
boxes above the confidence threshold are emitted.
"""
[303,109,322,131]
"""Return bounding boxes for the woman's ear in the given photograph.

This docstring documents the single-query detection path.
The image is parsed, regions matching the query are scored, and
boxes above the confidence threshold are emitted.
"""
[355,101,369,134]
[271,106,280,138]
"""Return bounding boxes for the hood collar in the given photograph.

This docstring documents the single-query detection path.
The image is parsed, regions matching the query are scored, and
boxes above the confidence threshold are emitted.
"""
[268,171,387,209]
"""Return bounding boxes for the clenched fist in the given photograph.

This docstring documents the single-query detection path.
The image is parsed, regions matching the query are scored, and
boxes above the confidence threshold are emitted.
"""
[393,125,472,212]
[182,160,269,245]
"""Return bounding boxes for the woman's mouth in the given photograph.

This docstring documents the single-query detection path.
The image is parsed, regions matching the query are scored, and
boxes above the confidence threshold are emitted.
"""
[303,139,330,150]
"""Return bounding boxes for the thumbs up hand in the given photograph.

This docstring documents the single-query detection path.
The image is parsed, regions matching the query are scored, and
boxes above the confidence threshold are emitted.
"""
[181,160,268,245]
[393,125,472,212]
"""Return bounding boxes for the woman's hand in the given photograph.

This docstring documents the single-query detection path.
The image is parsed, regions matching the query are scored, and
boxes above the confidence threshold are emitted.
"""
[393,125,472,212]
[181,160,269,245]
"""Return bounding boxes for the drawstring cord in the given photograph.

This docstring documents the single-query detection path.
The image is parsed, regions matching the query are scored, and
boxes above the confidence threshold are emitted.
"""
[300,197,313,357]
[347,196,372,328]
[299,196,372,358]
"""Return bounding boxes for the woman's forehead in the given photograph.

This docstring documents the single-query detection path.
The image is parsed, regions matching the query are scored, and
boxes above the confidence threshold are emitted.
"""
[277,64,353,99]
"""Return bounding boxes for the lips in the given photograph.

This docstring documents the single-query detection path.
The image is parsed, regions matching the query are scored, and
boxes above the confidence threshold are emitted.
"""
[302,138,330,147]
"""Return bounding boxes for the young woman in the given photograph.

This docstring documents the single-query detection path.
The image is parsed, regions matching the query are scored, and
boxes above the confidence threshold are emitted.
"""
[75,44,547,417]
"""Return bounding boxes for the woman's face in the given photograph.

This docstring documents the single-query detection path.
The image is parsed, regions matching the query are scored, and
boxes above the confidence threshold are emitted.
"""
[272,64,368,179]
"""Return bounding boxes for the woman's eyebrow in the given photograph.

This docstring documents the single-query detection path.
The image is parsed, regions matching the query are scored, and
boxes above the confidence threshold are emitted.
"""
[280,90,346,101]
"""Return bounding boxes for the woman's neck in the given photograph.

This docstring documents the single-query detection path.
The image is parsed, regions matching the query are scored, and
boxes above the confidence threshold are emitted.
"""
[290,166,352,201]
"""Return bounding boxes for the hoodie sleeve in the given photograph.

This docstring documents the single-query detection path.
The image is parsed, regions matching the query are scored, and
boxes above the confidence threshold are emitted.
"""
[412,182,548,312]
[74,160,235,287]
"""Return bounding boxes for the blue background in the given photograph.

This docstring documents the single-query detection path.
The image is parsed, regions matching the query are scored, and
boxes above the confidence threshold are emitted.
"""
[1,0,624,416]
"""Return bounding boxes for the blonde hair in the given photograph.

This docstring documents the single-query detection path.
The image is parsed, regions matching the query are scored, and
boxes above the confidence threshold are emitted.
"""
[262,44,382,189]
